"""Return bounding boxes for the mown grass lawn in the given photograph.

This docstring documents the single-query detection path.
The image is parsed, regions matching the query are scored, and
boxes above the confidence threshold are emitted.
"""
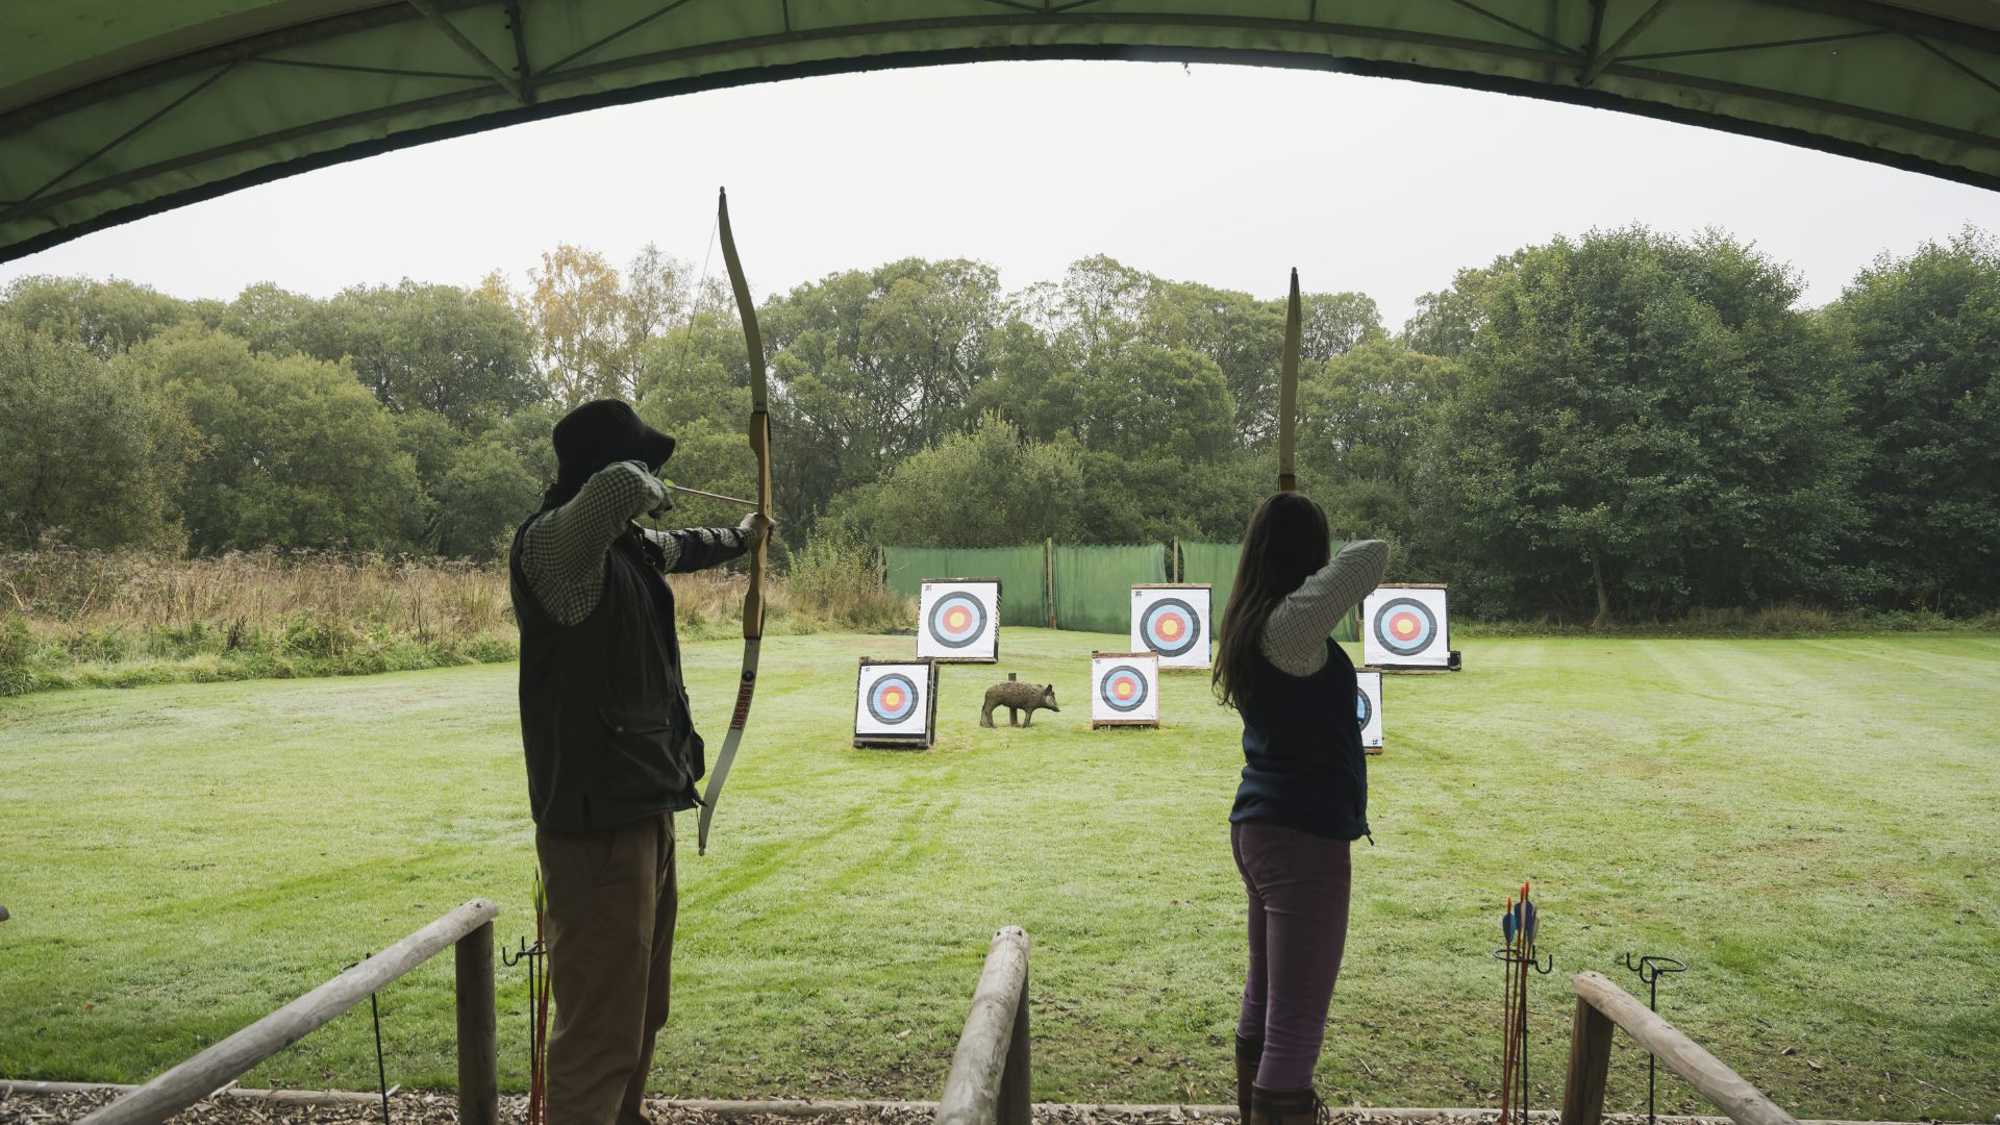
[1,629,1995,1121]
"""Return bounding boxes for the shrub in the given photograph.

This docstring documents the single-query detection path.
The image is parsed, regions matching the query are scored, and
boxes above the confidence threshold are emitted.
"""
[281,612,354,659]
[786,532,911,632]
[0,613,34,696]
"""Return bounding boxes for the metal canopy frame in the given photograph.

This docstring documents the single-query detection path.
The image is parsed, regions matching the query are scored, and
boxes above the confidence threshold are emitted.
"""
[3,0,1998,261]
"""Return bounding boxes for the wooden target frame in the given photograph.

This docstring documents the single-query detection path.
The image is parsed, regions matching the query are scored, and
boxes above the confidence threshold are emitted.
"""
[917,578,1002,664]
[1361,582,1452,671]
[1130,583,1213,670]
[1356,668,1385,755]
[853,658,941,750]
[1090,651,1160,730]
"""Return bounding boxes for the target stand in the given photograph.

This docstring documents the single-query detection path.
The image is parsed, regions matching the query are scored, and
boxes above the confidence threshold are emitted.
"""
[1361,582,1460,672]
[854,658,940,749]
[1090,651,1160,729]
[917,578,1002,664]
[1130,584,1212,670]
[1355,668,1385,755]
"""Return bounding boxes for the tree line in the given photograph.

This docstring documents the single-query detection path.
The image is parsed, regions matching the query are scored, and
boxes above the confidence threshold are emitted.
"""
[2,224,1994,621]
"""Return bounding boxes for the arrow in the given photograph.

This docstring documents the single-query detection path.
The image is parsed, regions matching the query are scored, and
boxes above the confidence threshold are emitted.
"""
[665,481,757,507]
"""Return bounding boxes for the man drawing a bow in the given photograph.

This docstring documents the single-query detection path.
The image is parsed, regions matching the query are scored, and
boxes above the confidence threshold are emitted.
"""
[509,398,772,1124]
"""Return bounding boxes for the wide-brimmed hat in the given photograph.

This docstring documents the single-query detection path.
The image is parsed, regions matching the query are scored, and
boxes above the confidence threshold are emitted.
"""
[552,399,676,478]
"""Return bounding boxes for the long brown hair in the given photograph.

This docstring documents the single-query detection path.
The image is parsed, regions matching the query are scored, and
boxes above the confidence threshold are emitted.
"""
[1212,492,1333,710]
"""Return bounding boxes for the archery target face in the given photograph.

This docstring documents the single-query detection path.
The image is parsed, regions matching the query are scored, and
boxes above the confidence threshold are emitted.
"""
[917,581,999,660]
[1130,586,1212,668]
[1362,586,1450,667]
[1091,654,1160,723]
[855,663,931,738]
[1355,670,1384,748]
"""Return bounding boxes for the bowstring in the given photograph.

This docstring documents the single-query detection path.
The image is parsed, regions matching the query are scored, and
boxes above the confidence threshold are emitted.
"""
[646,213,719,534]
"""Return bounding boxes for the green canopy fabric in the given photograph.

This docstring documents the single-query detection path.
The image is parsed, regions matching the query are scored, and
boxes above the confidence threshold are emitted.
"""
[4,1,1999,261]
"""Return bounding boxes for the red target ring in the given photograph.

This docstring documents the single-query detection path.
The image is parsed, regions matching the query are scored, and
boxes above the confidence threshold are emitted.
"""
[1138,597,1202,658]
[1372,596,1438,658]
[1099,664,1150,712]
[926,592,989,649]
[866,673,920,724]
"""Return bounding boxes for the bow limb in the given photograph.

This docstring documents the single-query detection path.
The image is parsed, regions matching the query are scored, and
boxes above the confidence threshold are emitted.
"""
[698,186,772,856]
[1279,266,1300,493]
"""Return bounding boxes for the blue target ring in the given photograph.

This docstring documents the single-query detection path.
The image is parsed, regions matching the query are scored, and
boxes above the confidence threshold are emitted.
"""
[1355,686,1373,729]
[1139,597,1202,658]
[927,592,988,649]
[1373,596,1438,658]
[866,673,921,724]
[1099,664,1150,713]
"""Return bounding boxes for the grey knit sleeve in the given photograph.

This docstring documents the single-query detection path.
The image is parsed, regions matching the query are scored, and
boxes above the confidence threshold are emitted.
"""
[639,525,751,573]
[519,461,666,626]
[1258,539,1391,677]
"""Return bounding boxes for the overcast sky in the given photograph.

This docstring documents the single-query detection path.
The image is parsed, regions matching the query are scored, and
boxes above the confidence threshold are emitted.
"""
[5,60,1998,329]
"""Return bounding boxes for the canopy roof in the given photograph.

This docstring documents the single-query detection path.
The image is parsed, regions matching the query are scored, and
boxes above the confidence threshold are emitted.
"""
[4,1,1999,262]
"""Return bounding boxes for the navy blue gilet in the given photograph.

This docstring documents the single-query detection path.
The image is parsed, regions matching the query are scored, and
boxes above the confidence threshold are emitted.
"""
[1229,637,1371,841]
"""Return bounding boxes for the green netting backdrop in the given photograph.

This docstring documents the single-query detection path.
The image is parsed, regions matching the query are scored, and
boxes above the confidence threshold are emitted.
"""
[1052,545,1169,634]
[1179,540,1359,642]
[881,546,1048,627]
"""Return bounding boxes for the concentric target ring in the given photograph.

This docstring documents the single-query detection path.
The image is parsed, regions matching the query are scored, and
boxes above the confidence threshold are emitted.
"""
[926,593,989,649]
[866,673,920,724]
[1099,664,1150,713]
[1373,596,1438,658]
[1355,686,1373,730]
[1139,597,1202,658]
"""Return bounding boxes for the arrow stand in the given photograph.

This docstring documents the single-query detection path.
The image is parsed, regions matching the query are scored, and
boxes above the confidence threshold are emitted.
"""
[1621,953,1688,1125]
[1493,885,1553,1125]
[503,934,550,1125]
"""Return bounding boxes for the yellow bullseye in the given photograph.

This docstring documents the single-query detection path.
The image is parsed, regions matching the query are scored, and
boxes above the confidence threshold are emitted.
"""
[1159,617,1182,638]
[882,689,903,709]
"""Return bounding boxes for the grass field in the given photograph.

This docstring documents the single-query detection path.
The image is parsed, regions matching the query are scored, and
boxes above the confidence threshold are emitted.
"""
[1,629,1995,1121]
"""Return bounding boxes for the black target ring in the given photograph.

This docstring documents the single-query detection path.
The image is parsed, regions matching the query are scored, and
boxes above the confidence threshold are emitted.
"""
[1099,664,1150,713]
[1373,596,1439,658]
[866,673,921,724]
[1355,685,1373,730]
[926,592,989,649]
[1138,597,1202,658]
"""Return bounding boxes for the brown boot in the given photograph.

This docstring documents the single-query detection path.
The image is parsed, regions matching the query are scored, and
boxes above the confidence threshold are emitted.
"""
[1234,1036,1263,1120]
[1249,1085,1327,1125]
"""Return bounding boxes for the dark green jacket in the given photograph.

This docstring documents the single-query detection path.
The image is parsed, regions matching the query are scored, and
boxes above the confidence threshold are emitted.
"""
[509,521,704,832]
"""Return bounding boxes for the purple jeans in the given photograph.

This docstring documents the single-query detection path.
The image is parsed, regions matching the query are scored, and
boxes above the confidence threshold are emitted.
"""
[1232,821,1354,1091]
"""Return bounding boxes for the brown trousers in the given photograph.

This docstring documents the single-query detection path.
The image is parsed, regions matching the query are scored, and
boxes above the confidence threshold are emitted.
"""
[535,813,677,1125]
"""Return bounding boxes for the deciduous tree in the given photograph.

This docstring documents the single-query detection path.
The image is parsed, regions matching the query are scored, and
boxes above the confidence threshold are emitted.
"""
[1829,229,2000,612]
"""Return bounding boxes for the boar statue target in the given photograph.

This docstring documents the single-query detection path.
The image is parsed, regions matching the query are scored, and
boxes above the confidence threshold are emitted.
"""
[981,680,1060,728]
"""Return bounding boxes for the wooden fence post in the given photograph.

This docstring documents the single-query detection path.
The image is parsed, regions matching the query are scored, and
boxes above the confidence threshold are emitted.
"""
[998,966,1030,1125]
[1561,991,1613,1125]
[936,926,1031,1125]
[1570,972,1798,1125]
[81,900,499,1125]
[456,919,499,1125]
[1043,539,1056,628]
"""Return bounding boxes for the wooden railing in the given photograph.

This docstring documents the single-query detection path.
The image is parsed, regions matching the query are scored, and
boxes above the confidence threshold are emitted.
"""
[80,899,500,1125]
[936,926,1031,1125]
[1562,971,1798,1125]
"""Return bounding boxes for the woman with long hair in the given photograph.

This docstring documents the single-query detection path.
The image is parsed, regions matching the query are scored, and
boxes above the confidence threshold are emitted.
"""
[1213,493,1389,1125]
